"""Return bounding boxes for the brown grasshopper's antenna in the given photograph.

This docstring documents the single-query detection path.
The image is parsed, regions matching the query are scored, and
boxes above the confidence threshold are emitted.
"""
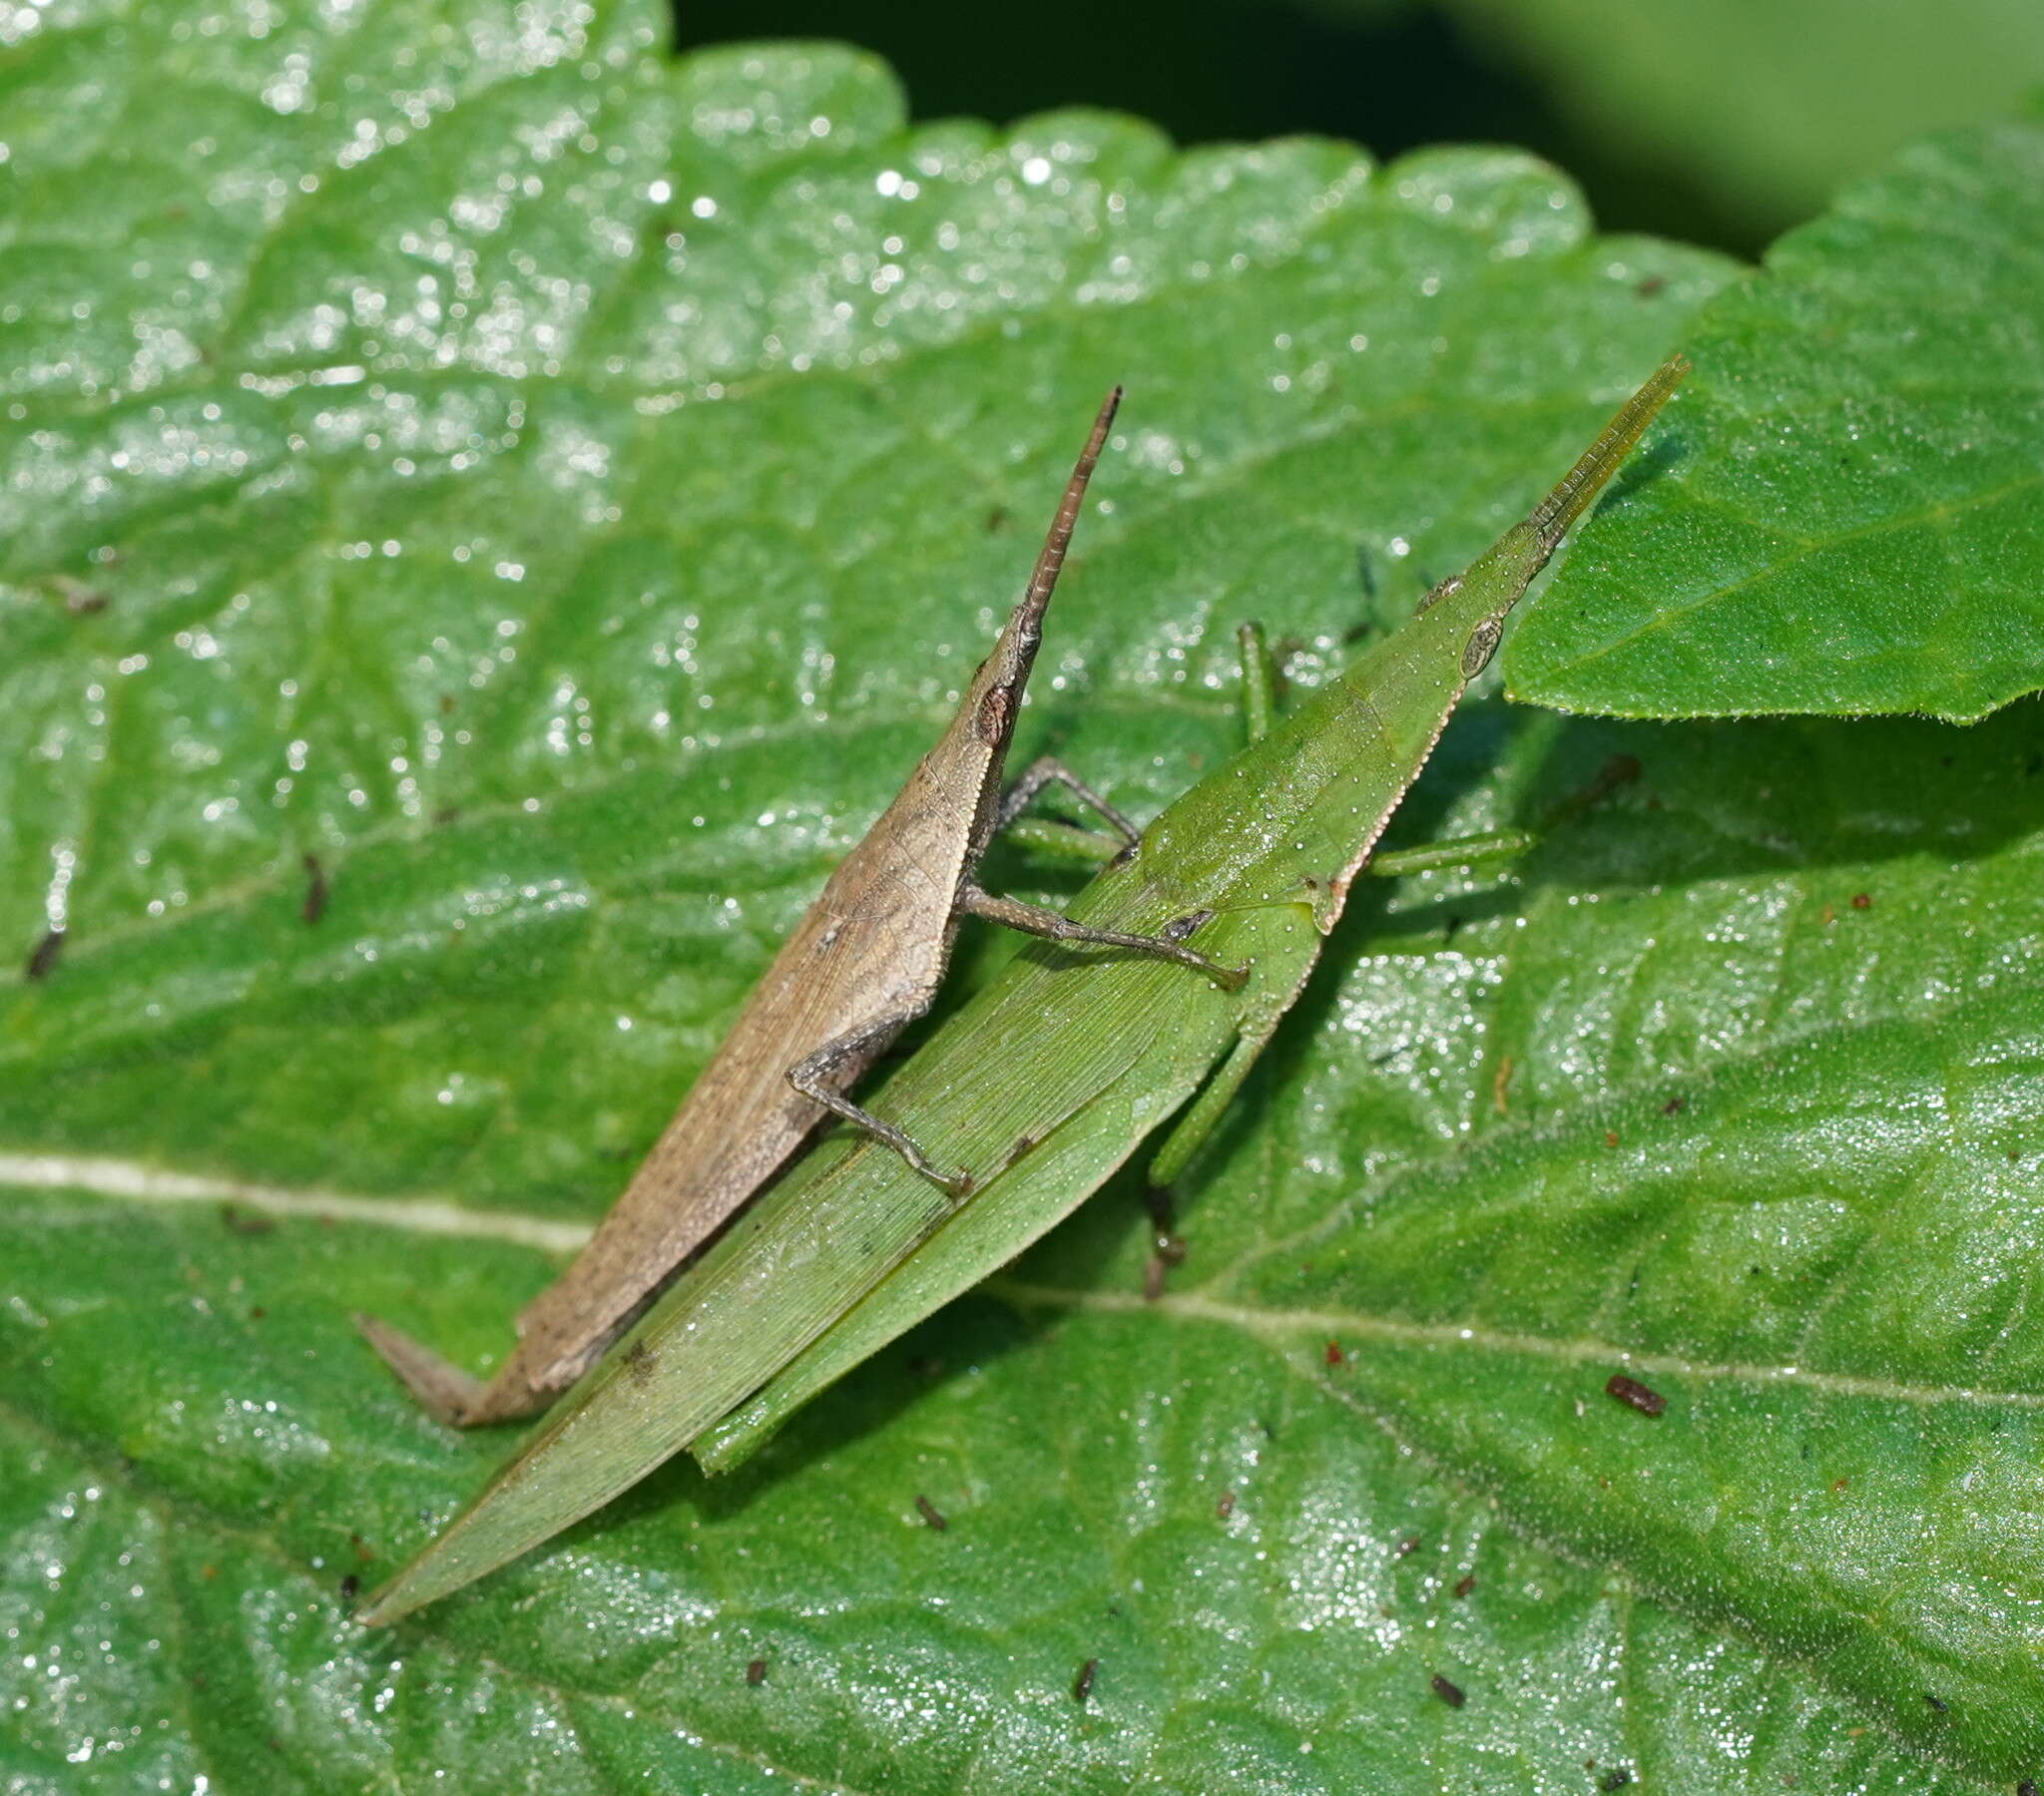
[1014,385,1122,634]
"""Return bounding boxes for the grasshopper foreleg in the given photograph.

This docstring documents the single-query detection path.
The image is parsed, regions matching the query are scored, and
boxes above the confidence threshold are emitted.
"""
[997,755,1142,849]
[992,757,1140,867]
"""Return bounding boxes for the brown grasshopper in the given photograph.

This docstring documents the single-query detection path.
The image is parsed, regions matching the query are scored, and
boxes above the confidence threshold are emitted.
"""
[355,388,1238,1425]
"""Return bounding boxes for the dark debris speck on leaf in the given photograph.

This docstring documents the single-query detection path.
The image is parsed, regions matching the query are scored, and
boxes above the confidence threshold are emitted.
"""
[300,852,328,924]
[25,928,64,981]
[1605,1374,1667,1417]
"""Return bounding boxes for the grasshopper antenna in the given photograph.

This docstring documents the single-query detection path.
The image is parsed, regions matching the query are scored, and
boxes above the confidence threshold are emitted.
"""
[1530,353,1689,550]
[1011,385,1122,644]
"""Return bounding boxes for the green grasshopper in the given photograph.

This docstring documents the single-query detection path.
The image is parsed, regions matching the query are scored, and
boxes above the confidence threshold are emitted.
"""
[357,355,1688,1625]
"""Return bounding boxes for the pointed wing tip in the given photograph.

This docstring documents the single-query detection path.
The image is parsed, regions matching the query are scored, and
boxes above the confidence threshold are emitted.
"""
[349,1555,430,1628]
[352,1546,472,1629]
[352,1592,402,1629]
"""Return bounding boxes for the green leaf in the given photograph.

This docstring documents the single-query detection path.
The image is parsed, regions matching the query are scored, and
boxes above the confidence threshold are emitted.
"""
[2,12,2038,1796]
[1507,119,2044,724]
[1434,0,2044,237]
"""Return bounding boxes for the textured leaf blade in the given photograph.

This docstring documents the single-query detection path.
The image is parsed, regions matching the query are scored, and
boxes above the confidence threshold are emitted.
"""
[2,8,2038,1793]
[1508,121,2044,723]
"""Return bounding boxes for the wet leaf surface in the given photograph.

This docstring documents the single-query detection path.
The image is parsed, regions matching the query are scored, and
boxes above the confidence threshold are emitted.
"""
[2,9,2038,1792]
[1511,120,2044,722]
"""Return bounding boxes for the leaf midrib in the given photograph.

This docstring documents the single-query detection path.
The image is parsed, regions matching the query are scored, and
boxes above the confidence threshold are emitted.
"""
[988,1278,2044,1413]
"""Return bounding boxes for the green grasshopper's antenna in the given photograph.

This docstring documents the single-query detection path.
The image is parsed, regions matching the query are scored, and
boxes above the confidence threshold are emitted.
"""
[1530,353,1690,550]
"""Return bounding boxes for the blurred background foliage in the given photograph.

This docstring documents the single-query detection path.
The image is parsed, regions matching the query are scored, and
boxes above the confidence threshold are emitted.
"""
[682,0,2044,256]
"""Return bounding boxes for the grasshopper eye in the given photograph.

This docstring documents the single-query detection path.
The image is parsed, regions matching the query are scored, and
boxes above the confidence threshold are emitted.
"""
[974,683,1014,742]
[1461,618,1503,677]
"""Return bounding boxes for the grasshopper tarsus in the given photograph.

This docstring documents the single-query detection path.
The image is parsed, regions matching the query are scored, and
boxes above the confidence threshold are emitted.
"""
[893,1132,972,1199]
[800,1050,969,1190]
[24,927,64,981]
[1169,920,1248,989]
[1164,932,1244,990]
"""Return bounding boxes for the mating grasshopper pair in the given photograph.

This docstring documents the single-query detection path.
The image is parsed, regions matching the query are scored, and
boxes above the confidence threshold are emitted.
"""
[357,355,1690,1625]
